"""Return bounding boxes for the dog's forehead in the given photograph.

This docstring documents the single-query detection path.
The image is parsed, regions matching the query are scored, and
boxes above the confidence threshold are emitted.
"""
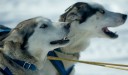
[89,3,104,9]
[72,2,101,23]
[35,16,51,23]
[66,2,91,12]
[67,2,104,11]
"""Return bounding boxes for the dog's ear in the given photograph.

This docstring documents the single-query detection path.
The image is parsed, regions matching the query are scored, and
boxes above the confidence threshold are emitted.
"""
[59,2,86,22]
[59,4,77,22]
[3,18,38,53]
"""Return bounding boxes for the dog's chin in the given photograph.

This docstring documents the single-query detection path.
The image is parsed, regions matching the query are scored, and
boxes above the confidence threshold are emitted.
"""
[50,37,70,46]
[102,27,118,39]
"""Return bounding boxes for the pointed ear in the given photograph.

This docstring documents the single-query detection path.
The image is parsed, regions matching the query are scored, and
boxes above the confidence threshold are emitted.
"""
[3,17,38,52]
[59,3,81,22]
[59,8,81,22]
[59,3,74,22]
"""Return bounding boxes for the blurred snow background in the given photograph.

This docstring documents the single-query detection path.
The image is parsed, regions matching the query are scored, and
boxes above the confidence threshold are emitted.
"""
[0,0,128,75]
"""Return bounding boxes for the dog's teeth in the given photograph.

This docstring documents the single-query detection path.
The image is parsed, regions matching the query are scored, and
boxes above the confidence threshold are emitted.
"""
[63,37,66,40]
[66,37,68,40]
[63,37,68,40]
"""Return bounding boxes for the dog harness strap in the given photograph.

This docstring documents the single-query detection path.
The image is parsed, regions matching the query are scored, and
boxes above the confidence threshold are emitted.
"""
[66,65,74,75]
[48,51,74,75]
[0,29,11,36]
[0,29,11,33]
[12,59,37,71]
[0,67,13,75]
[4,55,37,71]
[48,51,66,75]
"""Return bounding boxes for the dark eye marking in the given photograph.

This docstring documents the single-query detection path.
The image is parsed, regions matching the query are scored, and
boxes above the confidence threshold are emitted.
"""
[98,9,105,14]
[40,24,48,29]
[77,6,81,10]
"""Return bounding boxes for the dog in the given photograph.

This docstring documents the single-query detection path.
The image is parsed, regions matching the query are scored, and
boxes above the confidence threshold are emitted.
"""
[0,16,70,75]
[0,2,127,75]
[41,2,127,75]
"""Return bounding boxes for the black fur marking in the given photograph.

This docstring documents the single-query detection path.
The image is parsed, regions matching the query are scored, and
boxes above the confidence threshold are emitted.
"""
[40,24,48,29]
[20,24,37,50]
[60,2,98,24]
[79,5,97,23]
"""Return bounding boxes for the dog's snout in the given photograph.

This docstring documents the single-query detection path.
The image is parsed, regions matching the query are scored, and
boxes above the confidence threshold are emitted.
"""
[122,14,127,21]
[64,23,70,30]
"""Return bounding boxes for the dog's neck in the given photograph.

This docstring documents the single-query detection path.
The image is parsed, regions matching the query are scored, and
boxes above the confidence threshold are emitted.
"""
[61,21,96,54]
[28,47,48,62]
[61,35,90,54]
[61,28,92,54]
[3,41,47,69]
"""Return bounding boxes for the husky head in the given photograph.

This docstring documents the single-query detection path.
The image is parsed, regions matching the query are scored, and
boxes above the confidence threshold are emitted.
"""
[59,2,127,39]
[3,17,70,58]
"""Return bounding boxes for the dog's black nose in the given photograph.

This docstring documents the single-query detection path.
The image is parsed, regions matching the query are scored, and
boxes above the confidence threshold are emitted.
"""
[64,23,70,30]
[122,14,127,20]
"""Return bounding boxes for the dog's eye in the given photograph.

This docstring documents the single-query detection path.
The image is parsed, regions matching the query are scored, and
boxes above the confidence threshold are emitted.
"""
[99,9,105,14]
[40,24,48,29]
[77,6,81,10]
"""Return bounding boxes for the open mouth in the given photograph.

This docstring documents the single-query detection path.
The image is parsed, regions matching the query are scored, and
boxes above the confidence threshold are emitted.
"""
[102,27,118,38]
[50,37,69,45]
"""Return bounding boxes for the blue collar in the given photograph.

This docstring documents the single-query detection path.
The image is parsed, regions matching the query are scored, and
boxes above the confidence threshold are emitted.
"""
[0,55,37,75]
[0,62,37,75]
[48,50,74,75]
[3,54,37,71]
[11,59,37,71]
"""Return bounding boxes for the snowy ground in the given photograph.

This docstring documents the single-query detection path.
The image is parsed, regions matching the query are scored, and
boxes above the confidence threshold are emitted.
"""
[0,0,128,75]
